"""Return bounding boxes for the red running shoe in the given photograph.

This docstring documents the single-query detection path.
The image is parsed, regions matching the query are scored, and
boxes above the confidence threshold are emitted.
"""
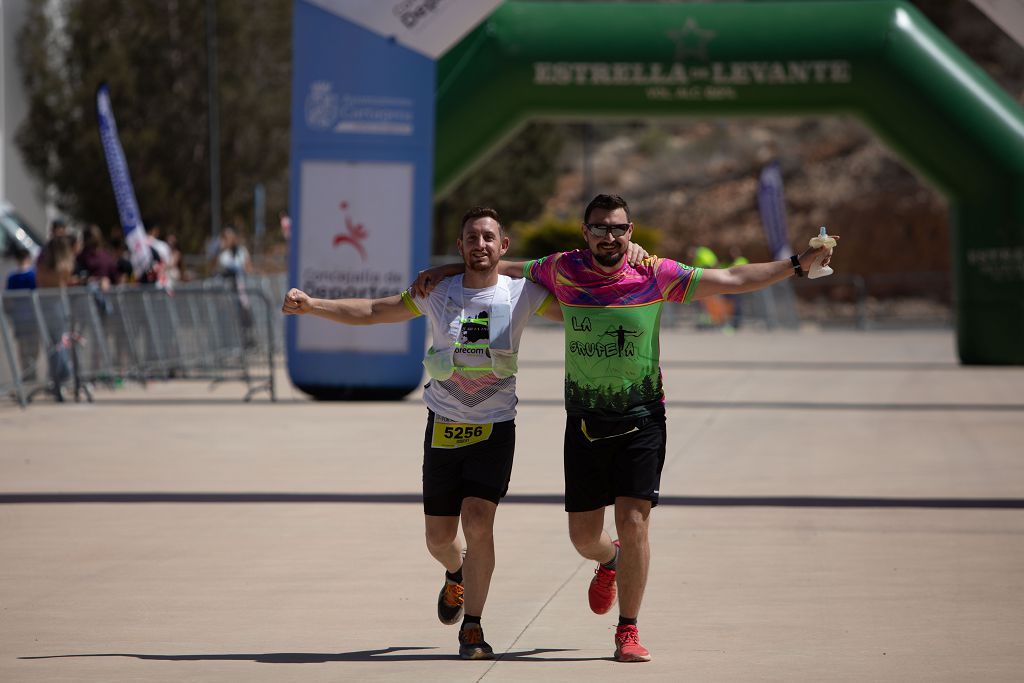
[588,539,620,614]
[614,624,651,662]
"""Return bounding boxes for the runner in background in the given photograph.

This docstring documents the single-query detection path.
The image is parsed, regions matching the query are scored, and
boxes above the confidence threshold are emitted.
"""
[690,245,731,329]
[724,246,750,331]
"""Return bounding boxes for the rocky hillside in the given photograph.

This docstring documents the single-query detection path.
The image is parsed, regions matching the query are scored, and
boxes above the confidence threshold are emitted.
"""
[540,0,1022,284]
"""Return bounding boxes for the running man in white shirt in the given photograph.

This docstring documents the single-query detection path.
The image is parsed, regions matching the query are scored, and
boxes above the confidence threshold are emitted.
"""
[283,207,563,659]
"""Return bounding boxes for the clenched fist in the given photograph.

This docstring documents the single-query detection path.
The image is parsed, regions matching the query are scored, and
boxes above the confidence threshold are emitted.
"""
[282,288,313,315]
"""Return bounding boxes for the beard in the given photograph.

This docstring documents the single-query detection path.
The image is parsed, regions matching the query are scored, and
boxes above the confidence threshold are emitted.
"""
[592,248,624,267]
[464,254,495,271]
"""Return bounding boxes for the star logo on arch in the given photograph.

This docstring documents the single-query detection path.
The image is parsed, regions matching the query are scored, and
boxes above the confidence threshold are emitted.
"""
[667,18,716,62]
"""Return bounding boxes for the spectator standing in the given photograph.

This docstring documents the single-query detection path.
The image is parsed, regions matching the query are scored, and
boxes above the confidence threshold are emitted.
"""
[689,245,730,328]
[34,235,78,399]
[146,223,172,267]
[135,223,171,287]
[34,218,69,271]
[165,234,184,283]
[215,226,254,345]
[215,226,251,280]
[3,243,40,381]
[5,242,36,290]
[73,224,119,373]
[724,246,750,330]
[76,224,121,287]
[107,228,135,284]
[36,234,78,288]
[279,211,291,240]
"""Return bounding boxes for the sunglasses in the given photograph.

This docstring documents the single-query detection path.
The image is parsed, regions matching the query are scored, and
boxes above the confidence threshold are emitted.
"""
[585,223,631,237]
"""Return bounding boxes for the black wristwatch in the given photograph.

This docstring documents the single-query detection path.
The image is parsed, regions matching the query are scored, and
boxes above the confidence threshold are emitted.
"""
[790,254,805,278]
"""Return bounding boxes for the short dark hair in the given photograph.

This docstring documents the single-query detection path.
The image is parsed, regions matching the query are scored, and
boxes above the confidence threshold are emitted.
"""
[82,224,105,251]
[583,194,630,223]
[49,218,67,236]
[8,242,31,262]
[460,207,504,237]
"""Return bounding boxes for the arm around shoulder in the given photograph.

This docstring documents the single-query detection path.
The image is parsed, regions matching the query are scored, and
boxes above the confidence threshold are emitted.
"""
[498,260,529,279]
[540,299,563,322]
[411,262,463,298]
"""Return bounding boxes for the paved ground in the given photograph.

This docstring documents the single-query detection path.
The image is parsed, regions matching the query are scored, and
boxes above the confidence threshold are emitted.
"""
[2,327,1023,682]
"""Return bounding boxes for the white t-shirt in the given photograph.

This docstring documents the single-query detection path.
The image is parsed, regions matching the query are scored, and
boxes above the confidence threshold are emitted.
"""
[150,237,173,264]
[217,245,249,275]
[404,275,553,424]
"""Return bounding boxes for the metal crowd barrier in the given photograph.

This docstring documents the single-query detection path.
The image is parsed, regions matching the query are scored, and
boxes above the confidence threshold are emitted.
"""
[660,273,952,331]
[250,273,288,353]
[1,275,286,406]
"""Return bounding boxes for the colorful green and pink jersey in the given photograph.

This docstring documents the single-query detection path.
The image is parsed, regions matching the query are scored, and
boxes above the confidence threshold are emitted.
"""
[524,250,702,420]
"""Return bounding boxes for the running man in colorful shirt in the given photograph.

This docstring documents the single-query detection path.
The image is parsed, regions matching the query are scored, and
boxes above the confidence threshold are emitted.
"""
[283,207,647,660]
[415,194,836,662]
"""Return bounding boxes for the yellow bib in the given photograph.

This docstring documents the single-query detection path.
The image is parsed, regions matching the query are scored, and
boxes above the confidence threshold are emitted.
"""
[431,421,493,449]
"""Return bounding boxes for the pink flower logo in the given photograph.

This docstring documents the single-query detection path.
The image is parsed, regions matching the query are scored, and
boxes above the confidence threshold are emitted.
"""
[332,201,368,261]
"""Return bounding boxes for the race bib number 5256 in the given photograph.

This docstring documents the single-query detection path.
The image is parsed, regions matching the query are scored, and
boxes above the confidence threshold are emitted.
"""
[431,422,492,449]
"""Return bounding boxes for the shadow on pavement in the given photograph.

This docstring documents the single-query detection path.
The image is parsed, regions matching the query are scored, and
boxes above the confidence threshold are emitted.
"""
[2,492,1023,508]
[21,646,606,663]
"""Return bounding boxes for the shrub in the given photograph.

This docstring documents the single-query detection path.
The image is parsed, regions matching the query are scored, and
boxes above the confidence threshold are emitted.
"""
[511,215,661,259]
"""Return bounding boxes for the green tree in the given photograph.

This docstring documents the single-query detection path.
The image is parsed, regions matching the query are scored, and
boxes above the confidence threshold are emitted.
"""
[433,122,565,254]
[16,0,291,252]
[639,374,656,402]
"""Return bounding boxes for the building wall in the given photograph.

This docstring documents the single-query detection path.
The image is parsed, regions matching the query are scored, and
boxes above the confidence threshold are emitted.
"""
[1,0,47,232]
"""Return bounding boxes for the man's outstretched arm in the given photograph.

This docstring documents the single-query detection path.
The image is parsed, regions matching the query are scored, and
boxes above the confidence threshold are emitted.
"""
[282,288,417,325]
[690,237,839,300]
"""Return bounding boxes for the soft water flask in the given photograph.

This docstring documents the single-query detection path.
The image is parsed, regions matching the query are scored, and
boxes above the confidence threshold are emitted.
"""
[807,226,836,279]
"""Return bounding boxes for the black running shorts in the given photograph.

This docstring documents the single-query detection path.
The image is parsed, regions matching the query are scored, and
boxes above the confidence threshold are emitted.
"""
[422,410,516,516]
[563,410,667,512]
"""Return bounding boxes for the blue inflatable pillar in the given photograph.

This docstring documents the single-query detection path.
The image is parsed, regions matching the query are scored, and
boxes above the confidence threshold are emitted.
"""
[287,2,435,399]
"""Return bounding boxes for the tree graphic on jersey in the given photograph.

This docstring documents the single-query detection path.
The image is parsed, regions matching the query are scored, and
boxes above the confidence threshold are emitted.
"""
[565,373,660,413]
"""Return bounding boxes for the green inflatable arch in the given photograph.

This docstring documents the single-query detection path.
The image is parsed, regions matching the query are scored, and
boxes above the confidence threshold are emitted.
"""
[435,1,1024,365]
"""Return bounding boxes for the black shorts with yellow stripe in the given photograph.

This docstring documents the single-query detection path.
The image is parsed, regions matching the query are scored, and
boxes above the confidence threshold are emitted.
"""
[422,410,516,516]
[563,409,667,513]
